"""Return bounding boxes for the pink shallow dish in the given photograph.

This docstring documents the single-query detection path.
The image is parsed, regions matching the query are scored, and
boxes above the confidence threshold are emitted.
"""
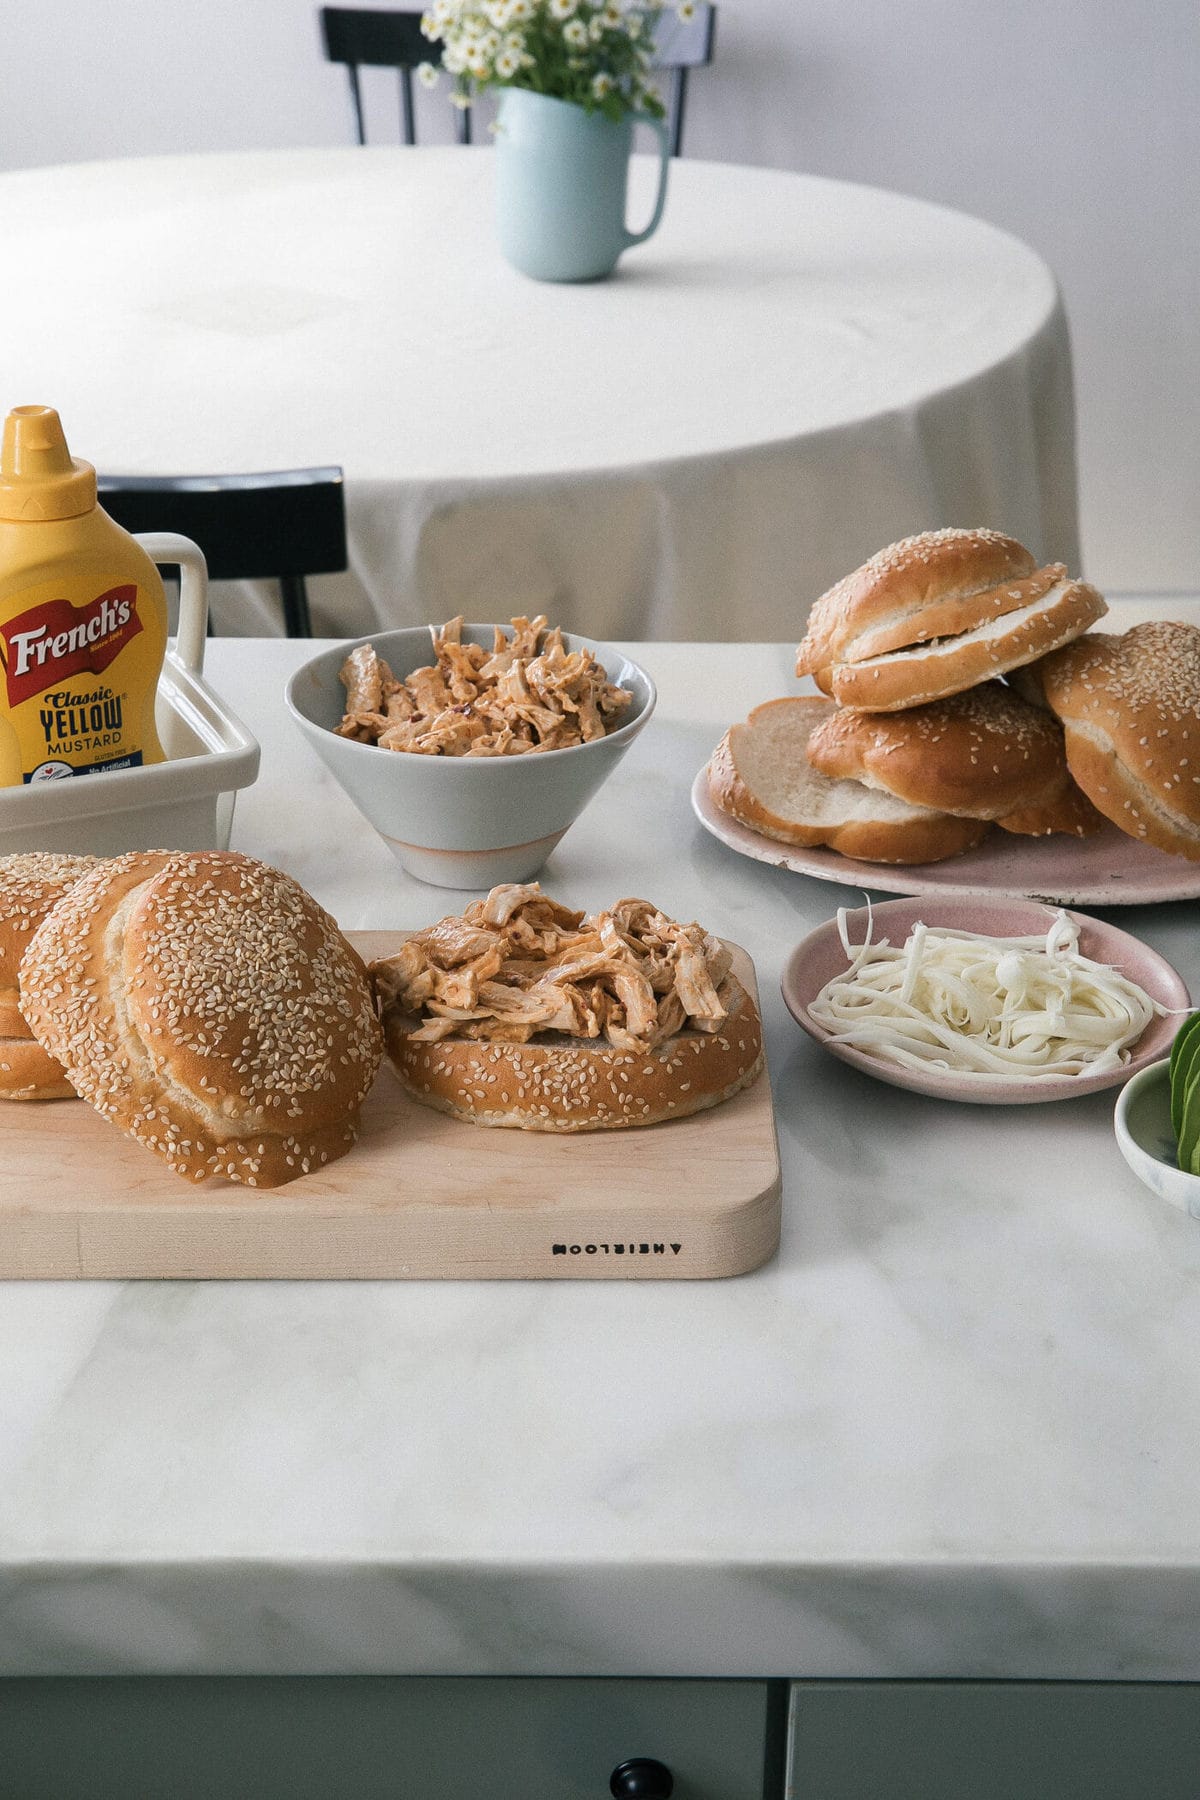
[691,767,1200,907]
[781,896,1190,1105]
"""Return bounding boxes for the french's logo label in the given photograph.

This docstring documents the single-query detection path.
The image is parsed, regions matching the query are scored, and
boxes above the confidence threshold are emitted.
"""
[0,587,142,707]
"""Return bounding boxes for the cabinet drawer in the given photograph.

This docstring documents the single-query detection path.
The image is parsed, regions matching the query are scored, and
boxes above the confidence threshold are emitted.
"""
[0,1675,768,1800]
[788,1681,1200,1800]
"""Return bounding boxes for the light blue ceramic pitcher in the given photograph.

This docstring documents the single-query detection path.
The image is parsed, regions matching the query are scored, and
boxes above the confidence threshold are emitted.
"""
[495,87,671,283]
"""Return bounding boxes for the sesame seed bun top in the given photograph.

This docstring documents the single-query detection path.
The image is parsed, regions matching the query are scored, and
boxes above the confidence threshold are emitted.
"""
[804,679,1073,819]
[19,849,383,1185]
[796,528,1037,675]
[0,851,101,983]
[1030,621,1200,861]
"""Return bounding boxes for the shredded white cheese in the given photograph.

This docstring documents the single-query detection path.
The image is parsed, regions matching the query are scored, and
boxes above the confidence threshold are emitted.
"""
[807,907,1164,1079]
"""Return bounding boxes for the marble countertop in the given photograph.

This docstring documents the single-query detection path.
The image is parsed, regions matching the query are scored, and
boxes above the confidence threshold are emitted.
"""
[3,601,1200,1681]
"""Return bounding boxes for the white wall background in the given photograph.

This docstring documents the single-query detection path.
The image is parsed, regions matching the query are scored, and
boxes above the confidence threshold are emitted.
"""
[1,0,1196,594]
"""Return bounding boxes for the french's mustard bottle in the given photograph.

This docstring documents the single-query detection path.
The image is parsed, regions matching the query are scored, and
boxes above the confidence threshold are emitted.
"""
[0,405,167,786]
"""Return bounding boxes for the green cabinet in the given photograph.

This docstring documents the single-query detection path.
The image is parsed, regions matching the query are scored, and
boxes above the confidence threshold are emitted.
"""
[0,1676,770,1800]
[787,1682,1200,1800]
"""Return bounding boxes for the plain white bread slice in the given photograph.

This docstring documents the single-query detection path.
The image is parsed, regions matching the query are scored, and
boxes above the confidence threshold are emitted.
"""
[707,697,989,865]
[828,577,1107,712]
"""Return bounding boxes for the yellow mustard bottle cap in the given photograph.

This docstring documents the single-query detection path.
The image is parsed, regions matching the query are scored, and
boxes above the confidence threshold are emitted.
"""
[0,404,97,522]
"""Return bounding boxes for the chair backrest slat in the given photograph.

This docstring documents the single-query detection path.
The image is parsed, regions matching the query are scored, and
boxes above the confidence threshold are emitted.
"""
[320,6,473,146]
[320,6,431,69]
[97,470,347,589]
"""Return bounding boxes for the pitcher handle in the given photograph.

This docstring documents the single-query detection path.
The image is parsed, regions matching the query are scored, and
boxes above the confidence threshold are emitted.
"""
[135,532,210,676]
[623,112,671,248]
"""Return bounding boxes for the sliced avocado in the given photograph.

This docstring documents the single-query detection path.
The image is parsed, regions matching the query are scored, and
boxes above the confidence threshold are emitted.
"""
[1179,1053,1200,1175]
[1169,1012,1200,1140]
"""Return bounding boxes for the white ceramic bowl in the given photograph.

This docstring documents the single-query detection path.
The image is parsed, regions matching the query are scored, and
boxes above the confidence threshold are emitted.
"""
[285,625,655,887]
[1114,1059,1200,1220]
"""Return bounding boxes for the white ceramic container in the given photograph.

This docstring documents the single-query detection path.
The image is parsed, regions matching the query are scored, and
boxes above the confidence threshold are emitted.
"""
[285,625,655,887]
[1114,1059,1200,1220]
[0,533,259,856]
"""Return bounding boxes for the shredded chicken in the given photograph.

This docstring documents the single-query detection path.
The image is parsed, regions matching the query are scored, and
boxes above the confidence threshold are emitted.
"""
[336,616,632,755]
[370,884,734,1052]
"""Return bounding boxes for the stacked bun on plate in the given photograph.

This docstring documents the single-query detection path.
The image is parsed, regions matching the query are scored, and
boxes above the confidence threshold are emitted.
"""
[1013,620,1200,862]
[795,530,1105,710]
[705,526,1188,866]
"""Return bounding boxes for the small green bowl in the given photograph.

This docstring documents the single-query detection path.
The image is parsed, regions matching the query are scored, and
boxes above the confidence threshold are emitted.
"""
[1114,1059,1200,1220]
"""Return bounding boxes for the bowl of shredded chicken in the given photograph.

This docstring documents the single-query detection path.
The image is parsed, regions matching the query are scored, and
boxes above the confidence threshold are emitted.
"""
[781,895,1188,1104]
[284,618,655,888]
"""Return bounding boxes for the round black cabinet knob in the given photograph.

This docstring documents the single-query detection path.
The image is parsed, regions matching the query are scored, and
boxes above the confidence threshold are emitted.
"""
[609,1758,674,1798]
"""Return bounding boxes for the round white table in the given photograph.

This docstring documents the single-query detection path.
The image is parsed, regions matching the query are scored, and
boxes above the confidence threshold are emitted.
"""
[0,148,1079,639]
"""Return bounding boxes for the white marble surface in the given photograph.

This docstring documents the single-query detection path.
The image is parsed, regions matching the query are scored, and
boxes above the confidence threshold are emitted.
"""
[2,602,1200,1679]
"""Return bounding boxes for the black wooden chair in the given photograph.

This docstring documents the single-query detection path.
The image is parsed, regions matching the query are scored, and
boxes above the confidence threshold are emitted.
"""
[320,6,472,146]
[651,3,717,158]
[97,469,347,640]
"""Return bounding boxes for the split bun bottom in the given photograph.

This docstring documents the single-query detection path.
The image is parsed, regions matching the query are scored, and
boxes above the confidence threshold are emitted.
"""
[382,974,764,1131]
[0,1020,76,1102]
[708,697,988,864]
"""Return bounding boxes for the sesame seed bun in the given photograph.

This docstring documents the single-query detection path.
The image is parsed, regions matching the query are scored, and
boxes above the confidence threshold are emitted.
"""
[0,852,101,1101]
[804,681,1078,821]
[1028,621,1200,862]
[794,530,1107,713]
[0,1036,77,1102]
[796,529,1038,676]
[380,975,764,1131]
[825,574,1108,712]
[995,775,1104,839]
[19,850,383,1184]
[707,697,989,864]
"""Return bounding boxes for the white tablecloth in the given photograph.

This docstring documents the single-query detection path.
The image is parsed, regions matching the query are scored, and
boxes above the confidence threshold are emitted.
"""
[0,148,1079,639]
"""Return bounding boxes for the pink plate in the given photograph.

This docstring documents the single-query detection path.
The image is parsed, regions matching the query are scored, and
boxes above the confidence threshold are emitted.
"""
[780,895,1191,1105]
[691,766,1200,907]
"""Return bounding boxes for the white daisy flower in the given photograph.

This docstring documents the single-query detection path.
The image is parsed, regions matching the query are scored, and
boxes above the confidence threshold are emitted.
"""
[484,0,512,24]
[563,16,588,46]
[601,4,623,25]
[592,70,614,98]
[588,14,606,40]
[677,0,697,19]
[625,14,642,35]
[509,0,533,17]
[449,89,473,108]
[417,60,441,86]
[420,10,439,38]
[548,0,577,16]
[494,47,520,76]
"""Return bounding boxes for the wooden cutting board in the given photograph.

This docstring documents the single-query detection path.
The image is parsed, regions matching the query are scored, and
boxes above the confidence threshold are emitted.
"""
[0,934,781,1281]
